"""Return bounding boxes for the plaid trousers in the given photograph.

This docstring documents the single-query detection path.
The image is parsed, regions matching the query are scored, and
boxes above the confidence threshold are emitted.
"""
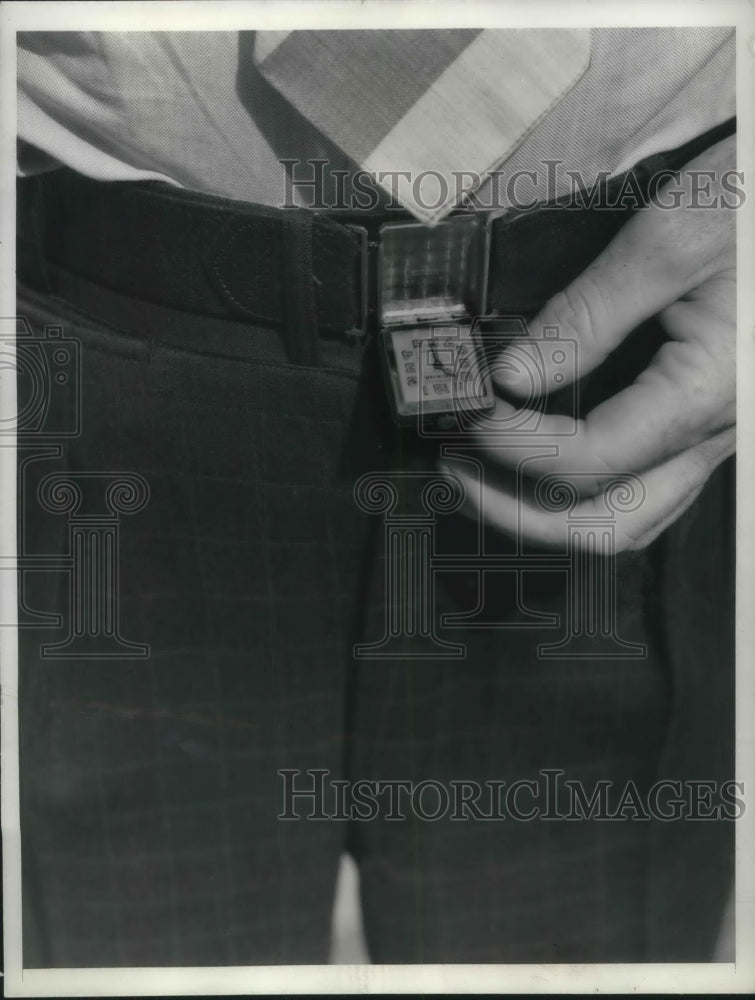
[17,157,734,966]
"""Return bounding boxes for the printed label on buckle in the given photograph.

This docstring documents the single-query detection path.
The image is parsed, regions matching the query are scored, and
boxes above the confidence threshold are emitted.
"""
[382,323,494,425]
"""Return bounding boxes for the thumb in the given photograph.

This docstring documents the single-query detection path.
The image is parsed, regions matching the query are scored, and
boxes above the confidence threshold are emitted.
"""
[492,195,723,397]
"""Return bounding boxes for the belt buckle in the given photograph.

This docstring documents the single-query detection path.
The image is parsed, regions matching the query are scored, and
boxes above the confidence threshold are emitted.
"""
[376,213,495,427]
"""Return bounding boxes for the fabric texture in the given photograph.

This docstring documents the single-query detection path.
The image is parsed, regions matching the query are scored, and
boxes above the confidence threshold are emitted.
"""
[17,29,735,219]
[14,26,736,967]
[17,282,373,966]
[16,124,734,965]
[254,29,591,223]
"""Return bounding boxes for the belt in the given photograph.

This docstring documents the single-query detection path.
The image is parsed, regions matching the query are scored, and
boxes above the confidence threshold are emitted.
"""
[17,118,735,371]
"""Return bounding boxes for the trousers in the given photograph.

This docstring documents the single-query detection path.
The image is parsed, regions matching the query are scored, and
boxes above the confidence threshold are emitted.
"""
[16,131,735,966]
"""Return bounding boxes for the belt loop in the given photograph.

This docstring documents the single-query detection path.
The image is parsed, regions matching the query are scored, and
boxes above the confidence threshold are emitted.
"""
[280,209,320,366]
[18,175,52,294]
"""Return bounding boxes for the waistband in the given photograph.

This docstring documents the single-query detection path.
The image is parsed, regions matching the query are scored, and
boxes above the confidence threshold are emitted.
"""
[17,118,735,368]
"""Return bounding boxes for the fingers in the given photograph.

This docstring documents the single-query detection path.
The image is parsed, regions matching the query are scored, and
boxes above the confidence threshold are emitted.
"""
[494,139,736,398]
[466,136,737,547]
[443,426,735,553]
[472,302,734,490]
[494,246,672,396]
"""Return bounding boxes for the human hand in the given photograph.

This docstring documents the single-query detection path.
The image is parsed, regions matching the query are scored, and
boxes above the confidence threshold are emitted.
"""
[444,135,737,551]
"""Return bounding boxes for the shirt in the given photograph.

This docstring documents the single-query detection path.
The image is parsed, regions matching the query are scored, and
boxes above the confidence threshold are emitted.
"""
[17,28,735,222]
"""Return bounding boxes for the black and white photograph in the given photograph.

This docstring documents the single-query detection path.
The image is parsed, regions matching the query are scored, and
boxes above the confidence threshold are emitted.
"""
[1,1,753,994]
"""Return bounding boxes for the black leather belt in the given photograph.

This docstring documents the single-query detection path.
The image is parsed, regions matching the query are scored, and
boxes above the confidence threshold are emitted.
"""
[17,118,735,371]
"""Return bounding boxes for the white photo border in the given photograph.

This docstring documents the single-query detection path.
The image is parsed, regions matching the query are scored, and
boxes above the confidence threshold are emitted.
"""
[1,1,753,994]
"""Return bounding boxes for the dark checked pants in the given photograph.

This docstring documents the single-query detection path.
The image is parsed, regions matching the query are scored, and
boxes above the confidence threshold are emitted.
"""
[17,197,734,967]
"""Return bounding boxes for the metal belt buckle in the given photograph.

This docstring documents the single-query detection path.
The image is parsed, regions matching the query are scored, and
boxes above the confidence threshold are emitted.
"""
[377,213,495,427]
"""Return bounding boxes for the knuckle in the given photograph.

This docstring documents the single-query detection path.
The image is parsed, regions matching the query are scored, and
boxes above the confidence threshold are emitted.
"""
[550,278,611,359]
